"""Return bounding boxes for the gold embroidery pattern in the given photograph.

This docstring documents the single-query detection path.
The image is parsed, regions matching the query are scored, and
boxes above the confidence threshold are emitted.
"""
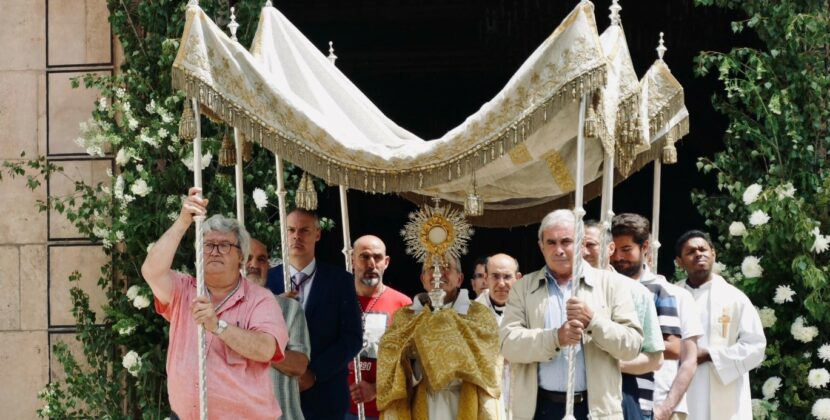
[508,144,532,165]
[377,303,501,420]
[544,151,576,192]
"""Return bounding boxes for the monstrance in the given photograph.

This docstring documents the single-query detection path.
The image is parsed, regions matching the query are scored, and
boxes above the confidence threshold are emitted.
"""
[401,198,474,309]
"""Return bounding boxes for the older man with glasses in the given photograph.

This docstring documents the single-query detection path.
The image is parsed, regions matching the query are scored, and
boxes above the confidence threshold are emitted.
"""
[141,187,289,419]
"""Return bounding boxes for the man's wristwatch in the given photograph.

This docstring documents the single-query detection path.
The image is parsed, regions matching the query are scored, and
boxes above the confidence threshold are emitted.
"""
[212,319,228,336]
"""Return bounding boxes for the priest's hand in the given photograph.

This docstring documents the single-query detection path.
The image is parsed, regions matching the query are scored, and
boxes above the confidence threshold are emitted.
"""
[566,297,593,327]
[299,369,316,391]
[350,380,377,403]
[191,295,219,332]
[653,403,671,420]
[558,319,584,346]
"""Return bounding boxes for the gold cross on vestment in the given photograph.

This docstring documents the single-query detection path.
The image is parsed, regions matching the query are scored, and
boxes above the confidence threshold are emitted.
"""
[719,307,731,337]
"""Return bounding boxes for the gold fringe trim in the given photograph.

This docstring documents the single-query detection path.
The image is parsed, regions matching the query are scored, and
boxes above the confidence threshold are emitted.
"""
[178,104,196,142]
[171,63,607,193]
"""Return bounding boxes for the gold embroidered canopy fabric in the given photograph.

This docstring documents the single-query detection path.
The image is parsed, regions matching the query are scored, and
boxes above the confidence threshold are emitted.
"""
[171,1,689,224]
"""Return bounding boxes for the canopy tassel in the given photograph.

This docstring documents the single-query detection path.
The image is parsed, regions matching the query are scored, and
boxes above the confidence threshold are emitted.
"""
[295,171,318,210]
[242,137,253,162]
[662,132,677,164]
[464,168,484,217]
[178,104,197,142]
[218,129,236,167]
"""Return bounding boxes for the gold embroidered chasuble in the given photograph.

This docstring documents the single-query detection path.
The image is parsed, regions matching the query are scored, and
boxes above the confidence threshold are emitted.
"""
[376,298,502,420]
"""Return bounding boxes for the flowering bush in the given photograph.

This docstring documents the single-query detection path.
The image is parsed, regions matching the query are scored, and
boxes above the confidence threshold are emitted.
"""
[693,0,829,417]
[1,1,331,418]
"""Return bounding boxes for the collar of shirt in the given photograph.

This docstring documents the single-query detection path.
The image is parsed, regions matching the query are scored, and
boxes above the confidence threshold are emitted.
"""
[289,258,317,278]
[410,288,471,315]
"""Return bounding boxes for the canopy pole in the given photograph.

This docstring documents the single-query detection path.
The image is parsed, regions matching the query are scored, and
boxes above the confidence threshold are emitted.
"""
[651,159,662,270]
[327,39,362,420]
[233,128,246,275]
[274,156,291,293]
[599,150,615,270]
[564,94,588,420]
[339,186,353,272]
[190,98,208,420]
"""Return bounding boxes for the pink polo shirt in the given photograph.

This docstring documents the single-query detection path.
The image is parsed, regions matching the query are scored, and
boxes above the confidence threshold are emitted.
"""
[155,272,289,420]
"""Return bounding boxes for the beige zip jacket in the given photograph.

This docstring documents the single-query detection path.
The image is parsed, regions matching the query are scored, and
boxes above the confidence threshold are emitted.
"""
[500,264,643,420]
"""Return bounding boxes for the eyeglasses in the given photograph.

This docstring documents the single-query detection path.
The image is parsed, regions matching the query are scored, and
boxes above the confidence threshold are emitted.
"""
[203,242,241,255]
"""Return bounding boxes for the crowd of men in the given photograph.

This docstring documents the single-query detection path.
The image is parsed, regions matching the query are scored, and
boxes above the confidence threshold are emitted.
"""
[140,188,767,420]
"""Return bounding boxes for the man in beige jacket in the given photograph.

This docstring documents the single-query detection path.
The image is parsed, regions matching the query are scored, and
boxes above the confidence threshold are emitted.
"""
[500,209,643,420]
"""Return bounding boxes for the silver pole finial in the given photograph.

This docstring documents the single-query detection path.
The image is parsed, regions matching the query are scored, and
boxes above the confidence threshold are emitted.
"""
[327,41,338,64]
[264,0,273,7]
[657,32,667,60]
[228,7,239,41]
[610,0,622,26]
[187,0,199,7]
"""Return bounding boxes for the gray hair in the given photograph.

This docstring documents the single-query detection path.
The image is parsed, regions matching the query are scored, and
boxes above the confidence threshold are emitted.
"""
[538,209,575,242]
[421,255,462,274]
[201,214,251,263]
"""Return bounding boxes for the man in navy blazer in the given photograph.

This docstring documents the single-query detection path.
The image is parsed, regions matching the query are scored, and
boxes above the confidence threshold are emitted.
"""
[266,208,363,420]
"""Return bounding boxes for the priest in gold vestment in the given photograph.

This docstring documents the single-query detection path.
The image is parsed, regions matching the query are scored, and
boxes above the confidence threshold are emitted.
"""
[376,258,502,420]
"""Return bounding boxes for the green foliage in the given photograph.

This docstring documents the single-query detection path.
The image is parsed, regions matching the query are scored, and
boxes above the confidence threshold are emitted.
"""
[0,0,331,417]
[692,0,830,417]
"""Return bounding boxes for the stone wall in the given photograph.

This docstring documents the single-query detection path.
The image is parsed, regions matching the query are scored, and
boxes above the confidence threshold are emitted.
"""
[0,1,114,417]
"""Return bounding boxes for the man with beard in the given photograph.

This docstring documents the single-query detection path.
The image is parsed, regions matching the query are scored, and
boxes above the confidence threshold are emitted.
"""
[676,231,765,420]
[377,257,502,419]
[266,209,363,420]
[346,235,411,420]
[247,239,310,420]
[612,214,702,420]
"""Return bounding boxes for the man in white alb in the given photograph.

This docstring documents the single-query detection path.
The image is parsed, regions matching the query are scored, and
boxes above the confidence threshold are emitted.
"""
[675,230,766,420]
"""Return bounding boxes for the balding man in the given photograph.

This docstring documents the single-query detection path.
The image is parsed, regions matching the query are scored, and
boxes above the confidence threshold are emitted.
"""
[346,235,411,420]
[246,239,310,420]
[476,253,522,419]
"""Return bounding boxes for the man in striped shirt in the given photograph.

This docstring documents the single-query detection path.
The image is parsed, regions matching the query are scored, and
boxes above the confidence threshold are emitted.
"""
[247,238,311,420]
[612,214,683,420]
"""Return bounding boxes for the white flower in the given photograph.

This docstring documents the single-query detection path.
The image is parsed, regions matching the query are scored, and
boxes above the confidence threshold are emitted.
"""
[126,285,140,300]
[133,295,150,309]
[115,230,124,241]
[146,99,156,114]
[252,188,268,210]
[115,149,130,166]
[118,325,135,336]
[127,117,138,131]
[762,376,782,400]
[135,164,144,173]
[777,183,796,199]
[158,128,169,139]
[97,97,108,112]
[41,403,53,417]
[713,261,726,275]
[749,210,770,226]
[114,175,125,200]
[743,183,763,205]
[182,151,212,171]
[812,228,830,254]
[122,102,131,113]
[121,350,142,377]
[130,179,151,197]
[92,225,109,239]
[810,369,830,389]
[729,221,747,236]
[160,110,173,124]
[814,399,830,420]
[773,284,796,304]
[792,316,819,343]
[819,344,830,363]
[741,256,763,278]
[138,131,158,148]
[114,87,126,98]
[758,307,777,328]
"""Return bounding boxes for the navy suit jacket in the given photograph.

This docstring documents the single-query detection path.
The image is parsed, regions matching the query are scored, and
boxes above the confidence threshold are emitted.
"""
[266,261,363,420]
